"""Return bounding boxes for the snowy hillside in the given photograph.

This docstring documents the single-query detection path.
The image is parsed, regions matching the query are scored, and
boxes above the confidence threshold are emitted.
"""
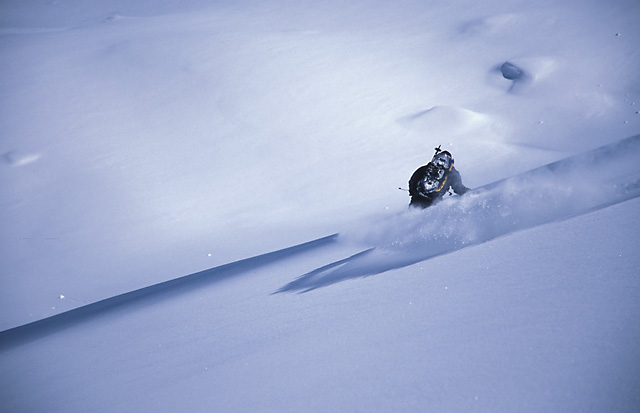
[1,0,640,412]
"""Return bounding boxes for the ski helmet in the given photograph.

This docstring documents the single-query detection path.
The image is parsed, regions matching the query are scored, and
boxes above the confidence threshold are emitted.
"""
[432,150,453,169]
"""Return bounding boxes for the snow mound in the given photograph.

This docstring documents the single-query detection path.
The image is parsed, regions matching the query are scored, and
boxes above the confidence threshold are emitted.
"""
[507,57,556,81]
[459,13,520,35]
[2,150,41,167]
[398,106,491,136]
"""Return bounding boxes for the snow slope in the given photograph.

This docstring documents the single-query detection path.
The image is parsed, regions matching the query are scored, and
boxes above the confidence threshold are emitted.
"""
[1,0,640,412]
[281,135,640,292]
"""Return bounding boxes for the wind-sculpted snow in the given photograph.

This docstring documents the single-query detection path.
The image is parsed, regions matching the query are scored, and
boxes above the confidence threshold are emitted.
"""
[280,135,640,292]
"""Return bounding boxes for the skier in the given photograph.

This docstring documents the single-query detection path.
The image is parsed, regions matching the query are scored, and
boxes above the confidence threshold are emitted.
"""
[408,146,470,208]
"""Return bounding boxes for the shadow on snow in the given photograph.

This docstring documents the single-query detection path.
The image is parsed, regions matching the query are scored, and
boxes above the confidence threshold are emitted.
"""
[0,234,338,352]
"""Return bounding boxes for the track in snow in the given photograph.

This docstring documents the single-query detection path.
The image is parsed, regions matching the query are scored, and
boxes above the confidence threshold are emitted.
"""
[278,134,640,292]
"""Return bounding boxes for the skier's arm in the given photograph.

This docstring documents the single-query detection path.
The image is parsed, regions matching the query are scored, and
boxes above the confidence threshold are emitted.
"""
[450,167,470,195]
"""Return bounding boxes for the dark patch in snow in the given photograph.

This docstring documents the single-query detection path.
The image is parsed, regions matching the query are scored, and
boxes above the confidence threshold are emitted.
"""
[102,13,124,23]
[491,61,529,93]
[500,61,524,80]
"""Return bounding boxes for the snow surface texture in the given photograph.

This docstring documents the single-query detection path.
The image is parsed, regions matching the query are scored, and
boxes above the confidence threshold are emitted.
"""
[1,0,640,412]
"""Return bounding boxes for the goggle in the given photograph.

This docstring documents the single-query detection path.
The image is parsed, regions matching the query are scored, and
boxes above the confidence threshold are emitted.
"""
[433,155,450,168]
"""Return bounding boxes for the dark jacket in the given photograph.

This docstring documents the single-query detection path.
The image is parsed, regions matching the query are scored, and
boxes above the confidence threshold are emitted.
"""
[409,163,469,208]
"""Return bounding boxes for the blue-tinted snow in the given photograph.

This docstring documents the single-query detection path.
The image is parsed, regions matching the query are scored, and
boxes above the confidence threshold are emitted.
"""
[1,0,639,412]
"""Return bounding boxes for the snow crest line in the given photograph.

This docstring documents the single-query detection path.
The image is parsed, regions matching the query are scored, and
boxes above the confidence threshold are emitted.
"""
[0,234,338,352]
[279,135,640,292]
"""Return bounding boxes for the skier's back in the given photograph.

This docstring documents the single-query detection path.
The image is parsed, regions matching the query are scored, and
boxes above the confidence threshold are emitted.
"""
[409,147,469,208]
